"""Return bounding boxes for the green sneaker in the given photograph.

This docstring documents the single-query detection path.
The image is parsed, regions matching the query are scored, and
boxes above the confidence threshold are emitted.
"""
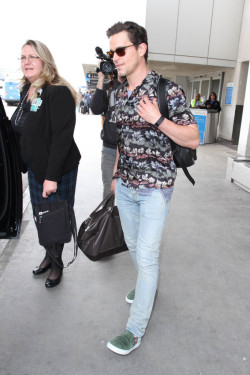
[107,330,141,355]
[125,289,135,304]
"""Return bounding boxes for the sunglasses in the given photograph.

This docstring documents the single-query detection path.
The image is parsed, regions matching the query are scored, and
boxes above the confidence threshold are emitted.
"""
[107,44,134,59]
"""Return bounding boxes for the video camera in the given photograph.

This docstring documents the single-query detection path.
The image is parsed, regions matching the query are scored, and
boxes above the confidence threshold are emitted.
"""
[95,46,117,77]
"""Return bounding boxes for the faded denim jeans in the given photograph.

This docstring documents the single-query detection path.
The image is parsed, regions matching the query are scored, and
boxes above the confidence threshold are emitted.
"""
[116,178,171,338]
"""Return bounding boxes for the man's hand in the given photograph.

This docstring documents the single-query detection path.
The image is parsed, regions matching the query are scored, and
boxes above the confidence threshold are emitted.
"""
[137,96,161,125]
[137,95,200,150]
[110,179,116,195]
[42,180,57,198]
[97,63,105,89]
[110,148,119,195]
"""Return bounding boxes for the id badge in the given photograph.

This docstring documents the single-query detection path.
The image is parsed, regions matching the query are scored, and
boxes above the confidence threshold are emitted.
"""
[30,97,42,112]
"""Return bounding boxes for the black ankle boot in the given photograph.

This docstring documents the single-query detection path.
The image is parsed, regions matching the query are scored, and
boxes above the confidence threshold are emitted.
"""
[45,244,64,288]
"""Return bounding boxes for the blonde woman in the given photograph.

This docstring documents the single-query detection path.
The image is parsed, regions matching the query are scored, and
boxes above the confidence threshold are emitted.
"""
[11,40,81,288]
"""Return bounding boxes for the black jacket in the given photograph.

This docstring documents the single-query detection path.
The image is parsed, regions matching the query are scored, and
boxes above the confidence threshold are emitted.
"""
[16,84,81,183]
[90,79,122,149]
[205,99,221,112]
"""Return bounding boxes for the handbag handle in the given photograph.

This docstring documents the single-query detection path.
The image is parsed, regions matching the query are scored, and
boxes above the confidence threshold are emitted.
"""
[90,193,115,215]
[56,192,78,267]
[65,204,78,267]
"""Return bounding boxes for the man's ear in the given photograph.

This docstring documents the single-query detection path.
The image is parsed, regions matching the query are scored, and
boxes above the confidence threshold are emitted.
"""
[138,43,147,58]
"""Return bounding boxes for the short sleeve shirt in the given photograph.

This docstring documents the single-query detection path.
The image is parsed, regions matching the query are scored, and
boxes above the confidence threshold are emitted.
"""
[112,70,195,190]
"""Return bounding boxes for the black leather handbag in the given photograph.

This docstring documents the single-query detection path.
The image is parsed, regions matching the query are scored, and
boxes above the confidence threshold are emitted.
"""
[77,193,128,261]
[33,195,77,266]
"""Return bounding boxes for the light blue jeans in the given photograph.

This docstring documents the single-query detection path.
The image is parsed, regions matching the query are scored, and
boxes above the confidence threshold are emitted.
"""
[116,178,171,338]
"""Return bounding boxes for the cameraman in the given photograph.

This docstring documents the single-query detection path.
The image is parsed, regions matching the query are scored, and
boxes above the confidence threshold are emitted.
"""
[90,67,125,198]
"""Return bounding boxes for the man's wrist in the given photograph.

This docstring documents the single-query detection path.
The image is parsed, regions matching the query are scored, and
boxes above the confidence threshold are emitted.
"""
[153,115,165,128]
[97,74,105,89]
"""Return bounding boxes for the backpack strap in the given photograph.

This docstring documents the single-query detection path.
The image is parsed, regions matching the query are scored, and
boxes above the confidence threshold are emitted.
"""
[157,76,195,185]
[157,76,170,118]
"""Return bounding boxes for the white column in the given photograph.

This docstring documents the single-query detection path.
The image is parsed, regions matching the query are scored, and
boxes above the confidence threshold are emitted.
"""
[238,61,250,157]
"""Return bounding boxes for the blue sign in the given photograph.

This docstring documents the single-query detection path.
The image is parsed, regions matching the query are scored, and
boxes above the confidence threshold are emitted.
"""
[225,86,233,105]
[192,110,207,145]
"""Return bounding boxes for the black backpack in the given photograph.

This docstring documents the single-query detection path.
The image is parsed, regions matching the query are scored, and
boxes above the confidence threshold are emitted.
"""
[157,77,197,185]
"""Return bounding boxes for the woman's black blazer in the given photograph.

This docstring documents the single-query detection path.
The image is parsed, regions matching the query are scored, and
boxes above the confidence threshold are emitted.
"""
[20,84,81,183]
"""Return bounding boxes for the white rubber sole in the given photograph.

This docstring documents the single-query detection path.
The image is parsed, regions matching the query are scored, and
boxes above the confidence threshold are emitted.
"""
[107,339,141,355]
[125,296,133,304]
[125,290,135,304]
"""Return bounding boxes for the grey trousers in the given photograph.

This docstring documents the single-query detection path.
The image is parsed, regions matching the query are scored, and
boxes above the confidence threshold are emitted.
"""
[101,146,117,199]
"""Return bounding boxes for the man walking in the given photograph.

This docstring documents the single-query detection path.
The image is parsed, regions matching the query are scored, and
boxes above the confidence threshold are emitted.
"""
[106,21,200,355]
[84,90,92,114]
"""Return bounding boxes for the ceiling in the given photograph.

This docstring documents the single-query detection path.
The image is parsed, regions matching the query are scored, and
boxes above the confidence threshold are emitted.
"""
[148,60,229,78]
[83,60,229,81]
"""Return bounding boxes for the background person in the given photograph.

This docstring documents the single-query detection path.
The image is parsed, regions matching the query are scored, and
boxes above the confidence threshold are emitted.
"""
[204,92,221,111]
[79,92,86,114]
[90,69,125,198]
[105,21,200,356]
[78,88,83,112]
[84,90,92,114]
[190,93,204,108]
[11,40,81,288]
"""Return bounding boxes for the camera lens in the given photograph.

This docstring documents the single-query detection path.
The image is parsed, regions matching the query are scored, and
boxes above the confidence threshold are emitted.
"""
[101,61,114,74]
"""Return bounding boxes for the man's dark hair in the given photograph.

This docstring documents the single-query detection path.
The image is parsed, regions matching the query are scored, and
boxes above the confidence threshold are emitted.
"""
[106,21,148,62]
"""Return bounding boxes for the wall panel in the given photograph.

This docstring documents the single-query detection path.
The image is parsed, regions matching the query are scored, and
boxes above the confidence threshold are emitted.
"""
[146,0,244,68]
[237,0,250,62]
[146,0,179,54]
[208,0,244,60]
[176,0,213,57]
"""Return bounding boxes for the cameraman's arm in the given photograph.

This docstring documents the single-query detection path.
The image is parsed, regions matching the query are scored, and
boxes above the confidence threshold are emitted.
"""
[90,71,109,114]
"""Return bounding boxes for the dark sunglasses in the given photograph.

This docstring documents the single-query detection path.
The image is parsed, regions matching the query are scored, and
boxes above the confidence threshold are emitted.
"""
[107,44,134,59]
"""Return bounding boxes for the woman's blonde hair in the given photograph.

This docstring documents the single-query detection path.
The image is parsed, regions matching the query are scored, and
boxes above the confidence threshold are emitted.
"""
[20,40,79,105]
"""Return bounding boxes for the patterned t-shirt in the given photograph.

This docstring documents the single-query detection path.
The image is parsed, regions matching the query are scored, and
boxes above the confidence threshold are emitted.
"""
[112,70,195,190]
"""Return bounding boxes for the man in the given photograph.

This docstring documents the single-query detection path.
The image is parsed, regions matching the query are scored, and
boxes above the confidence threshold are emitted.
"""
[106,21,200,355]
[191,93,204,108]
[90,70,125,198]
[84,90,92,114]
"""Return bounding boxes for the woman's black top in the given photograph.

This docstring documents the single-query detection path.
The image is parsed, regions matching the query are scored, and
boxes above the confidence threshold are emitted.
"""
[11,84,81,183]
[205,99,221,112]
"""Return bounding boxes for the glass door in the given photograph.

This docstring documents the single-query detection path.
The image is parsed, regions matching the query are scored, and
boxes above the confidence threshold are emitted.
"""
[201,79,210,102]
[211,79,220,98]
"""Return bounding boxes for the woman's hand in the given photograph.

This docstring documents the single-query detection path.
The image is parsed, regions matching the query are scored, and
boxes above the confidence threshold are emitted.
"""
[42,180,57,198]
[137,96,161,125]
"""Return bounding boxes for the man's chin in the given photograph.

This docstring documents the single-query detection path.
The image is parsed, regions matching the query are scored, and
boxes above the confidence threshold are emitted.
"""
[117,67,125,76]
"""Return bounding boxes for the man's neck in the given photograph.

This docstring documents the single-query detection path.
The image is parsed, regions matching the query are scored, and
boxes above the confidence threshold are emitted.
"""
[118,76,126,84]
[127,65,150,91]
